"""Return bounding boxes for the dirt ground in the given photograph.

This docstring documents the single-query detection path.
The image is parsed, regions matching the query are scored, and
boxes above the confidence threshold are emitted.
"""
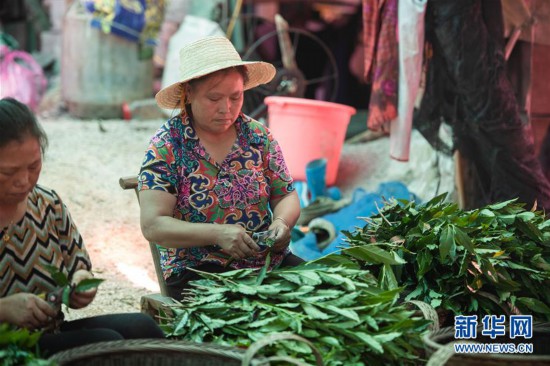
[35,88,455,321]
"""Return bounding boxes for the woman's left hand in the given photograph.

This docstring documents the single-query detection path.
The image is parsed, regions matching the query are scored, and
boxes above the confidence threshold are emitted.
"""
[69,269,97,309]
[268,219,291,253]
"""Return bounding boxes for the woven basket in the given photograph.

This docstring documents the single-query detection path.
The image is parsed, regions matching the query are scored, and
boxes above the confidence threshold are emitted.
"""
[48,339,262,366]
[423,322,550,366]
[48,333,324,366]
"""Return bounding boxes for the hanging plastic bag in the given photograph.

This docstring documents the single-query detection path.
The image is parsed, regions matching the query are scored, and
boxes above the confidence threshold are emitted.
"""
[0,45,47,111]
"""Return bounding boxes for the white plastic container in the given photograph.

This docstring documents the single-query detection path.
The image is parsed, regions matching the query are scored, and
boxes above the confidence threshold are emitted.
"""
[61,2,153,119]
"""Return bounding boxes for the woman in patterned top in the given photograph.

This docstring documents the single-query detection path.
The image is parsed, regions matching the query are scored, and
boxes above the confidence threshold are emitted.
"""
[0,98,164,356]
[139,36,303,299]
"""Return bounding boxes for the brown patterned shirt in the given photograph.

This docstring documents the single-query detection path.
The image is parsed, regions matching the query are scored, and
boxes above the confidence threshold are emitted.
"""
[0,185,91,297]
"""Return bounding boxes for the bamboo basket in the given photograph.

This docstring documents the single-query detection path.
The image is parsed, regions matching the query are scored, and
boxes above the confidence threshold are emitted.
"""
[423,322,550,366]
[48,339,256,366]
[49,333,324,366]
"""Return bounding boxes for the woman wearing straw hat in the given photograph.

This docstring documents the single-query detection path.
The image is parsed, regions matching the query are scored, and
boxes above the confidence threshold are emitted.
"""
[138,36,303,300]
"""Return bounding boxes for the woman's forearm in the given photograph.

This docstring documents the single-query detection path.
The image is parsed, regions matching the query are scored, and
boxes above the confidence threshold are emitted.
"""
[271,191,300,228]
[139,189,225,249]
[141,215,223,248]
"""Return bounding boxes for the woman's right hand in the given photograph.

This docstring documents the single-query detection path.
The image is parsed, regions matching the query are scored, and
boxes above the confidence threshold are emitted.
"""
[216,224,260,260]
[0,293,58,330]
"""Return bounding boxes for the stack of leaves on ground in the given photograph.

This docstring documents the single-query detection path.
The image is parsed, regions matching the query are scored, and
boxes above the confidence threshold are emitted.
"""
[316,194,550,322]
[161,263,431,366]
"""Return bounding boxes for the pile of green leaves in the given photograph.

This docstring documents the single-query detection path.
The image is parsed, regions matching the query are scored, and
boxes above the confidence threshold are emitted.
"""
[0,323,53,366]
[162,262,430,366]
[317,194,550,321]
[0,269,103,366]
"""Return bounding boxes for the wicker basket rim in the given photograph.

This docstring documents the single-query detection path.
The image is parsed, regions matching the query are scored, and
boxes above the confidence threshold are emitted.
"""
[48,338,258,364]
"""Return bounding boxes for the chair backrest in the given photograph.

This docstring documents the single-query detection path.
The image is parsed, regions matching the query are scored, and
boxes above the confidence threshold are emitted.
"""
[119,176,169,296]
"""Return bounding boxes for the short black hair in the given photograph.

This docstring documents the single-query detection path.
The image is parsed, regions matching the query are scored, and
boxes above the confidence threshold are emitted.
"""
[0,97,48,153]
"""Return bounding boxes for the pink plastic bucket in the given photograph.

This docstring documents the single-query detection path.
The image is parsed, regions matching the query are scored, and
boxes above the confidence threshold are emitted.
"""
[265,96,356,185]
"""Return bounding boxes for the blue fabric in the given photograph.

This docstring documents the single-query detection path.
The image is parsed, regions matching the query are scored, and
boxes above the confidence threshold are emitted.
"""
[85,0,146,42]
[290,181,417,261]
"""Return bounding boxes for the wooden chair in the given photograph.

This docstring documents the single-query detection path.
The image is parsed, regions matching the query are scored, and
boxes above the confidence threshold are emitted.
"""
[119,176,176,321]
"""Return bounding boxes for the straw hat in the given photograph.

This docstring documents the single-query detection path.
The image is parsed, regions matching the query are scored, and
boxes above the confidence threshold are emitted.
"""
[155,36,276,110]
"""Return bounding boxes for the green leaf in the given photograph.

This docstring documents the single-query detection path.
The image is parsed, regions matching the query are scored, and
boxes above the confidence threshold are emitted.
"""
[234,284,258,295]
[200,315,226,330]
[517,297,550,314]
[324,305,360,322]
[311,254,360,268]
[345,245,406,266]
[318,272,356,291]
[517,211,536,222]
[417,250,432,279]
[454,227,475,253]
[277,273,304,286]
[489,199,516,210]
[62,286,71,307]
[458,251,469,277]
[479,258,499,283]
[363,315,379,331]
[531,254,550,271]
[44,265,70,287]
[380,263,399,290]
[479,209,496,218]
[224,314,252,325]
[373,332,402,344]
[296,270,323,286]
[439,225,455,261]
[498,214,516,225]
[516,220,543,241]
[507,261,543,273]
[430,298,442,308]
[74,278,104,293]
[319,336,341,347]
[247,316,279,328]
[256,285,283,296]
[256,253,270,286]
[404,285,423,301]
[323,293,360,308]
[354,332,384,353]
[301,303,331,320]
[425,193,448,207]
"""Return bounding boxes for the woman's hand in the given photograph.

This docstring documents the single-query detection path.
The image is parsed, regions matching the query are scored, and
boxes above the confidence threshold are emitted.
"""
[69,269,97,309]
[216,224,260,260]
[268,218,291,253]
[0,293,58,330]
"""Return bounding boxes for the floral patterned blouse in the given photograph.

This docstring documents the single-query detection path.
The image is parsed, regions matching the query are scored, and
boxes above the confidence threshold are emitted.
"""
[138,112,295,279]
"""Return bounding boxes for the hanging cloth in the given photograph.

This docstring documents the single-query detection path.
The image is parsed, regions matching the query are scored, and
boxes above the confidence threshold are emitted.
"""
[362,0,398,131]
[390,0,427,161]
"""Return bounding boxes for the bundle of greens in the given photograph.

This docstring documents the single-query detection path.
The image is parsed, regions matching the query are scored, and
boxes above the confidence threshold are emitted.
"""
[0,324,53,366]
[315,194,550,322]
[45,265,104,307]
[162,263,431,366]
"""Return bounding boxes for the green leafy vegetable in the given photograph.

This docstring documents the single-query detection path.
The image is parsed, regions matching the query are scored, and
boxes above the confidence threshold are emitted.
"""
[44,266,104,307]
[0,323,53,365]
[325,196,550,322]
[163,264,430,366]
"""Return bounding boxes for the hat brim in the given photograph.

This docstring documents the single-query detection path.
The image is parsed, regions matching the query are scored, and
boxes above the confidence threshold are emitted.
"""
[155,61,276,110]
